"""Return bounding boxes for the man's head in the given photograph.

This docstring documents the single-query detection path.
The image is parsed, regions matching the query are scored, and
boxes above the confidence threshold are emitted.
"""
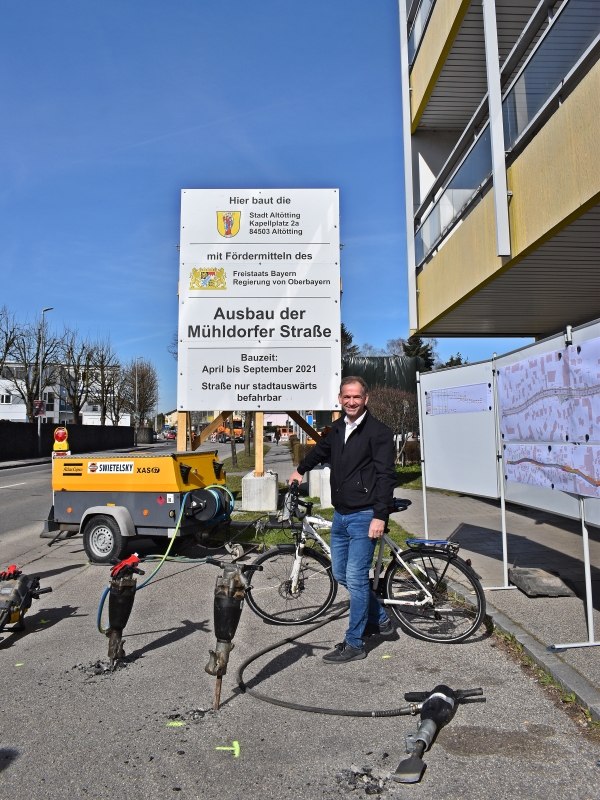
[339,376,369,423]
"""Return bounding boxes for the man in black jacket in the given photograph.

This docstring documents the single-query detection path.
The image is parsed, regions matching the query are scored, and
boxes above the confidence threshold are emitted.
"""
[288,376,396,663]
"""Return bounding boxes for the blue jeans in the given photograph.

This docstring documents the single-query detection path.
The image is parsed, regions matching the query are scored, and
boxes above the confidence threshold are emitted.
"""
[330,509,388,649]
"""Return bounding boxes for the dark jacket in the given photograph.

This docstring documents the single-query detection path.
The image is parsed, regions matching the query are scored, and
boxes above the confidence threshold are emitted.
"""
[297,410,396,521]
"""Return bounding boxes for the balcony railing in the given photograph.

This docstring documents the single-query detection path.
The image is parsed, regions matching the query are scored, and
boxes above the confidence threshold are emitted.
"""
[408,0,436,64]
[414,0,600,267]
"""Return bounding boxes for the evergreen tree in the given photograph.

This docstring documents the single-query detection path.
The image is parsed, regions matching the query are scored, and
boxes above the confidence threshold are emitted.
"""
[402,334,436,371]
[341,323,360,358]
[442,352,468,368]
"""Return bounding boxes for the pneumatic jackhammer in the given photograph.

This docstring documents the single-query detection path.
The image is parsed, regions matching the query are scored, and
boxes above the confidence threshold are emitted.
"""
[204,558,263,710]
[0,565,52,633]
[106,554,145,668]
[394,685,486,783]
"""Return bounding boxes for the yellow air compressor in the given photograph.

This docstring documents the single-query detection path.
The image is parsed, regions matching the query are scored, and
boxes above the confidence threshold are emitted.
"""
[44,451,230,563]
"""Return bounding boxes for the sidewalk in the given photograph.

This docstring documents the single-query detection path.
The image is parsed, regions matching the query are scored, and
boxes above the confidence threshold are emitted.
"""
[263,441,296,482]
[391,487,600,717]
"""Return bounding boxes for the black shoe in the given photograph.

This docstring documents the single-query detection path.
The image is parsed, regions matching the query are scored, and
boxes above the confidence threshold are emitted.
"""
[363,618,395,637]
[322,641,366,664]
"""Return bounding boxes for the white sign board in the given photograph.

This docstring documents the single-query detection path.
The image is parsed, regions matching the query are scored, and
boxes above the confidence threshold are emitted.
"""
[177,189,341,411]
[420,362,499,499]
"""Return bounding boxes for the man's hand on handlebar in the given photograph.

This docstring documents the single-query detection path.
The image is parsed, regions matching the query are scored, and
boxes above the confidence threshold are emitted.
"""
[368,518,386,539]
[288,471,303,485]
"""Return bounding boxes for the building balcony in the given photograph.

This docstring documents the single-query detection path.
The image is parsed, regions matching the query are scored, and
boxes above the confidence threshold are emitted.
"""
[415,36,600,337]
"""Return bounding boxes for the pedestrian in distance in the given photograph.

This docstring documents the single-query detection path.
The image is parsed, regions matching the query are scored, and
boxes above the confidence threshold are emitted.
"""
[274,429,281,446]
[288,376,396,663]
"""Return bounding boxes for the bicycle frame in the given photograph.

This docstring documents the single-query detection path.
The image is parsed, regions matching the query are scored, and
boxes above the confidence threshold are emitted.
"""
[293,517,436,609]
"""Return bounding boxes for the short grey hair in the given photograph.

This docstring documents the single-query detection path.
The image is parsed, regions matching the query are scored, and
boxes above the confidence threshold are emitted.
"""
[339,375,369,395]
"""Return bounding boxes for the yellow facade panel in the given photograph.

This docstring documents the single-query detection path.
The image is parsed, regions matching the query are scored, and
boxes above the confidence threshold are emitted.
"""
[410,0,471,132]
[417,191,502,326]
[417,59,600,329]
[509,58,600,256]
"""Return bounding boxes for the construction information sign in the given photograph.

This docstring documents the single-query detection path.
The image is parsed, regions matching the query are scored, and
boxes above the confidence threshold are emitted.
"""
[177,188,341,411]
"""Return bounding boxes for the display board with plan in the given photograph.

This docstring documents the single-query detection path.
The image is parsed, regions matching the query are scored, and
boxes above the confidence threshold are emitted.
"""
[497,337,600,443]
[504,443,600,499]
[425,382,493,416]
[498,336,600,497]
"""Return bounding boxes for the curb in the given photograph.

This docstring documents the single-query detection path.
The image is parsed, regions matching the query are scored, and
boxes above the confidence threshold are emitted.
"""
[0,458,52,470]
[484,596,600,722]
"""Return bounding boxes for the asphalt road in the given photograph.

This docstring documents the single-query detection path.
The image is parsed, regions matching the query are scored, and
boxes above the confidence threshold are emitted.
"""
[0,460,599,799]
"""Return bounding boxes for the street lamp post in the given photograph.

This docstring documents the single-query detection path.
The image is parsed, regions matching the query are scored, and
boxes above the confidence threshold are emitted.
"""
[37,307,53,456]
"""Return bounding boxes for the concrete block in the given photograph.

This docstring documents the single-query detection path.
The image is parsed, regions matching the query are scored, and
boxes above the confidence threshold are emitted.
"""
[308,465,325,498]
[319,465,332,509]
[241,471,279,511]
[509,567,576,597]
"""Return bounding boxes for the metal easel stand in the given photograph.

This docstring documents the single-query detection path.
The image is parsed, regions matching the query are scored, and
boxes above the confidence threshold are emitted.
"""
[415,372,429,540]
[549,497,600,652]
[483,358,517,592]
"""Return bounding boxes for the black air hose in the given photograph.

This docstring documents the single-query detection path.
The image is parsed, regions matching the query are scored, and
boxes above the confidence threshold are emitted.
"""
[236,604,413,718]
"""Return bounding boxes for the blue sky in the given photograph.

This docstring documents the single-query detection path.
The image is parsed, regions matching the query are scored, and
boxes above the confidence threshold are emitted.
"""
[0,0,530,411]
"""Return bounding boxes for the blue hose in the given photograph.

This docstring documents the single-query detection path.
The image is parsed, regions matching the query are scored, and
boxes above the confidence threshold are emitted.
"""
[96,490,192,634]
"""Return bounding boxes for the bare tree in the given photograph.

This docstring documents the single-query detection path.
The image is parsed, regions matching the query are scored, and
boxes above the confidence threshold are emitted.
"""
[168,330,178,360]
[4,317,60,421]
[89,338,121,425]
[0,306,20,376]
[106,366,130,426]
[60,328,96,425]
[123,358,159,427]
[367,388,419,464]
[359,343,387,356]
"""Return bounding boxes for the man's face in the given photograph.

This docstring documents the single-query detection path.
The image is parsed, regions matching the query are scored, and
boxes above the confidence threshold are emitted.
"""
[339,382,368,422]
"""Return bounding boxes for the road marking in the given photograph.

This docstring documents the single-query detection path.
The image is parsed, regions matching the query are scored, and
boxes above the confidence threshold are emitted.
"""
[216,741,240,757]
[382,655,391,659]
[167,721,185,727]
[0,483,26,490]
[14,663,24,667]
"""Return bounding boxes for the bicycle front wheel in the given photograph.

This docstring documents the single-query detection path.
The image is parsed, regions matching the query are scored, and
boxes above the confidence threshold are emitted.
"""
[245,544,337,625]
[383,549,485,643]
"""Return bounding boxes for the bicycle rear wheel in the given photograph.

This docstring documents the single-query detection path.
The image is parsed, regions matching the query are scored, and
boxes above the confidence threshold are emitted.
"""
[383,549,485,643]
[245,544,337,625]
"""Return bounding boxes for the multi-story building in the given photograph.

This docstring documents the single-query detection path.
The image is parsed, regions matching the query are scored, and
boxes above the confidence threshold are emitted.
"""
[399,0,600,337]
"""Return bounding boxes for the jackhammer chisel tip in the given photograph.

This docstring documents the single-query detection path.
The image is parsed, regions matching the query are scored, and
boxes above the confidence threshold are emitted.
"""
[393,754,426,784]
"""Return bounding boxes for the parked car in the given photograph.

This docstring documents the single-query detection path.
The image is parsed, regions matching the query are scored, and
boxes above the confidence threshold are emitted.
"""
[216,432,231,443]
[165,430,176,440]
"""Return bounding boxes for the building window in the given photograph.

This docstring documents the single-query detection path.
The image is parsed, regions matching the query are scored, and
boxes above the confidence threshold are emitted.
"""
[43,391,55,412]
[0,394,11,404]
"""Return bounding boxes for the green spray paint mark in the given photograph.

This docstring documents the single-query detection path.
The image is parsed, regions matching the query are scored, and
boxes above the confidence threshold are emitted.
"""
[381,655,391,659]
[216,741,240,758]
[167,721,185,727]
